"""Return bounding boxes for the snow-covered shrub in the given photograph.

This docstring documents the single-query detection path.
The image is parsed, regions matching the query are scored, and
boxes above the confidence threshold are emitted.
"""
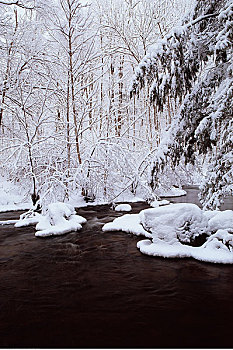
[80,140,155,202]
[15,209,41,227]
[0,176,31,211]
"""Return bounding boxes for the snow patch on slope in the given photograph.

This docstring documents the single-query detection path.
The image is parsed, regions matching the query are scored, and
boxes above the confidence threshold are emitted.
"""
[0,176,31,212]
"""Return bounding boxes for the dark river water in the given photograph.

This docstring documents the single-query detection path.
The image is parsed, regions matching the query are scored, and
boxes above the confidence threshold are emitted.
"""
[0,189,233,348]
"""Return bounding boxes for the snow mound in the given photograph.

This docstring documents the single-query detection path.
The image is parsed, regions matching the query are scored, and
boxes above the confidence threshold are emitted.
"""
[15,202,87,237]
[103,202,233,264]
[207,210,233,232]
[43,202,75,225]
[102,214,152,238]
[137,237,233,264]
[139,203,208,244]
[114,204,132,212]
[150,199,170,208]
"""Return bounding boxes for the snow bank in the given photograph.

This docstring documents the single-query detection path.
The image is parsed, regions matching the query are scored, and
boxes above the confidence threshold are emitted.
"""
[0,176,31,212]
[114,204,132,212]
[103,203,233,264]
[15,202,86,237]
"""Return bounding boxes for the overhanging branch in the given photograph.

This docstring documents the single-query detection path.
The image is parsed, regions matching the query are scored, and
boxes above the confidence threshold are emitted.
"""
[0,0,35,9]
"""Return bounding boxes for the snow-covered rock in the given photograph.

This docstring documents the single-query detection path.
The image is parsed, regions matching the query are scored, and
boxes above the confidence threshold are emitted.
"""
[43,202,75,225]
[15,202,87,237]
[139,203,208,244]
[0,219,19,225]
[103,202,233,264]
[35,213,86,237]
[102,214,152,238]
[104,203,208,243]
[150,199,170,208]
[114,204,132,212]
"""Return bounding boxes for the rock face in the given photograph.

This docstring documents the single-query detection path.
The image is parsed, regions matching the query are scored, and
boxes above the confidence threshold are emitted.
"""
[139,203,209,245]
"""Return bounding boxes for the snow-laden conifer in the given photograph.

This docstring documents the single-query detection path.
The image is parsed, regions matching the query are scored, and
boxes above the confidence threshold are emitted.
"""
[131,0,233,209]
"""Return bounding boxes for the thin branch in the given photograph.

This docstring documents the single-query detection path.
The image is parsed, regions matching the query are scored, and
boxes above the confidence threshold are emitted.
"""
[0,0,35,9]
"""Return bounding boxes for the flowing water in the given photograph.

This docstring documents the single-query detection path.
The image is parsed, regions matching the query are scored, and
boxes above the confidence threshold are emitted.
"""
[0,189,233,348]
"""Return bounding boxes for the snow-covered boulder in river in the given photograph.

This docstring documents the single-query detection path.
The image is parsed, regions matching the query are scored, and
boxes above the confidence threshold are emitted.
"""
[103,203,233,264]
[15,202,86,238]
[139,203,208,244]
[114,204,132,212]
[103,213,152,238]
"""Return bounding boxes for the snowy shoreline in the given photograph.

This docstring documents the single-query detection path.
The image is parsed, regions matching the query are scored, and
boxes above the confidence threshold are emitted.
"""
[1,175,233,265]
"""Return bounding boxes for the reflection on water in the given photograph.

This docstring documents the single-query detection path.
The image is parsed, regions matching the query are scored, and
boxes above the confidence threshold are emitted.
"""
[0,190,233,348]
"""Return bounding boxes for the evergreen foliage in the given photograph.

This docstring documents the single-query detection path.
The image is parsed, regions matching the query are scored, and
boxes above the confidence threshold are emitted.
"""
[131,0,233,209]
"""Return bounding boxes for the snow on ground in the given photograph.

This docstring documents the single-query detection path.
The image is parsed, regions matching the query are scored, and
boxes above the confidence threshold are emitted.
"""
[114,204,132,212]
[0,176,31,212]
[103,203,233,264]
[15,202,86,237]
[67,192,90,207]
[67,189,146,208]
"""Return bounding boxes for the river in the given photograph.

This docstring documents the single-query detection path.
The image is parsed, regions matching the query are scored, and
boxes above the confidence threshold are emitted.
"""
[0,188,233,348]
